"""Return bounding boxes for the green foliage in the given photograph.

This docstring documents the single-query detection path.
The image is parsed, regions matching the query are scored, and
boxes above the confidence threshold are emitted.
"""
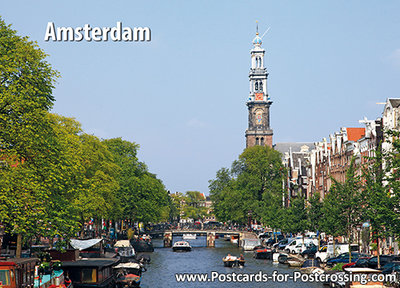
[283,197,308,234]
[307,192,323,233]
[362,146,395,241]
[209,146,285,225]
[182,191,208,221]
[0,18,59,244]
[331,263,345,271]
[104,138,169,223]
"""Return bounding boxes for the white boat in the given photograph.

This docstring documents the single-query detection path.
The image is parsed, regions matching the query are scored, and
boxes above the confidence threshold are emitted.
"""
[182,234,197,240]
[288,259,304,267]
[242,239,261,251]
[114,240,135,258]
[230,235,239,244]
[172,241,192,252]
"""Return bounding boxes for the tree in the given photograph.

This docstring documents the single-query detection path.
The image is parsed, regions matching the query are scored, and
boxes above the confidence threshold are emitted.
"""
[209,146,285,226]
[307,192,323,248]
[330,158,363,262]
[182,191,208,221]
[104,138,169,224]
[363,144,396,268]
[283,197,308,240]
[209,168,234,222]
[0,17,59,256]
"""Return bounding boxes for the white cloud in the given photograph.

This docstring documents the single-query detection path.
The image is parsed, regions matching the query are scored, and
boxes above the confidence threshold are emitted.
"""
[186,118,206,128]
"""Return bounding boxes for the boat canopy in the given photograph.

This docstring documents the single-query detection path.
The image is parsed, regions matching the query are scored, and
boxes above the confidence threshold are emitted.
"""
[70,239,102,251]
[114,262,141,269]
[114,240,132,248]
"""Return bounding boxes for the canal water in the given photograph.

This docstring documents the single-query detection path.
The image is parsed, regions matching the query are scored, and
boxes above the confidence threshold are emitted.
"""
[140,236,323,287]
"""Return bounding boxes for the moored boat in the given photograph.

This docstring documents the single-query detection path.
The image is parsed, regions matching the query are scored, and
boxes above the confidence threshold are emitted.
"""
[130,235,154,252]
[61,258,119,288]
[114,262,145,288]
[114,240,135,262]
[182,234,196,240]
[0,257,71,288]
[254,248,272,259]
[230,235,239,244]
[300,259,321,274]
[288,259,304,267]
[172,241,192,252]
[222,255,245,267]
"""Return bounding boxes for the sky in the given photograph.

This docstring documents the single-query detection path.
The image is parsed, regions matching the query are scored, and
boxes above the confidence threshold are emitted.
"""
[2,1,400,195]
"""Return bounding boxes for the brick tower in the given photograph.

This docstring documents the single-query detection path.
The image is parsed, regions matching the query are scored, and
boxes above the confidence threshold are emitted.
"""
[245,29,273,148]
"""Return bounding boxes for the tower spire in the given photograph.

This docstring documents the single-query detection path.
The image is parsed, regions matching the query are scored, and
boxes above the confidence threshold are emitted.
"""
[256,20,259,35]
[245,25,273,148]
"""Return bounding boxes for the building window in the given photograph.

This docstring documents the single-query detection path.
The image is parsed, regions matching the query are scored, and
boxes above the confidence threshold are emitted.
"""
[256,138,259,145]
[260,137,264,146]
[255,82,258,91]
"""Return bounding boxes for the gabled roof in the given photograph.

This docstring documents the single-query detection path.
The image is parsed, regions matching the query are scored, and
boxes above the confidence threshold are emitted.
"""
[389,98,400,108]
[346,128,365,142]
[274,142,315,154]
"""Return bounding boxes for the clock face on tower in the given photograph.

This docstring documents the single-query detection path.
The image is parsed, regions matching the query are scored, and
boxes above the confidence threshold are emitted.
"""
[255,93,263,101]
[256,110,263,125]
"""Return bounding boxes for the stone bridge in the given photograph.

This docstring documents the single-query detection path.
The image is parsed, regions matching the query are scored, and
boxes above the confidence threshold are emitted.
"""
[149,229,257,248]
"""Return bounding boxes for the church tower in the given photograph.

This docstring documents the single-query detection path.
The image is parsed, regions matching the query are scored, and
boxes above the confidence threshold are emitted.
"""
[245,29,273,148]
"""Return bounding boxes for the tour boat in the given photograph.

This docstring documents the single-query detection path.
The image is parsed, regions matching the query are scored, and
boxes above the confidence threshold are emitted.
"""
[172,241,192,252]
[222,255,245,267]
[182,234,197,240]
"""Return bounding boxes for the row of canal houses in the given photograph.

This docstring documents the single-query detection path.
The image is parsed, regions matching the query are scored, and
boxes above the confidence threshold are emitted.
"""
[276,98,400,253]
[280,98,400,203]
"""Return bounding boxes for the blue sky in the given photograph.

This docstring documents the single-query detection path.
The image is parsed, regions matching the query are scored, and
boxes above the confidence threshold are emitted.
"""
[2,1,400,194]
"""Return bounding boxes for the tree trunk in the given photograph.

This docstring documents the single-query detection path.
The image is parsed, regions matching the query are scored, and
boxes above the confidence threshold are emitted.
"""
[333,238,336,257]
[16,233,22,258]
[348,229,352,263]
[377,238,381,269]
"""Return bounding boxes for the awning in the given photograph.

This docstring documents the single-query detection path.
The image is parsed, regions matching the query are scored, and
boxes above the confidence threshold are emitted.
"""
[70,239,102,251]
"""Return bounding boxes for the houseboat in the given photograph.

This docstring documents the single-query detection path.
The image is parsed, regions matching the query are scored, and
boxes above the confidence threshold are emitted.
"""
[0,258,38,288]
[0,258,71,288]
[61,258,119,288]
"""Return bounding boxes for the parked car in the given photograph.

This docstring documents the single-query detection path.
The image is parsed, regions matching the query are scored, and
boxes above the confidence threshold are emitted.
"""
[300,245,318,259]
[342,257,371,269]
[315,243,359,263]
[367,255,400,269]
[292,243,315,255]
[326,252,369,268]
[380,261,400,274]
[264,235,284,246]
[277,239,289,250]
[285,238,316,254]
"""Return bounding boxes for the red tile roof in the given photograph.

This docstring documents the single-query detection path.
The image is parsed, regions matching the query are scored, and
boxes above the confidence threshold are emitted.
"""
[346,127,365,141]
